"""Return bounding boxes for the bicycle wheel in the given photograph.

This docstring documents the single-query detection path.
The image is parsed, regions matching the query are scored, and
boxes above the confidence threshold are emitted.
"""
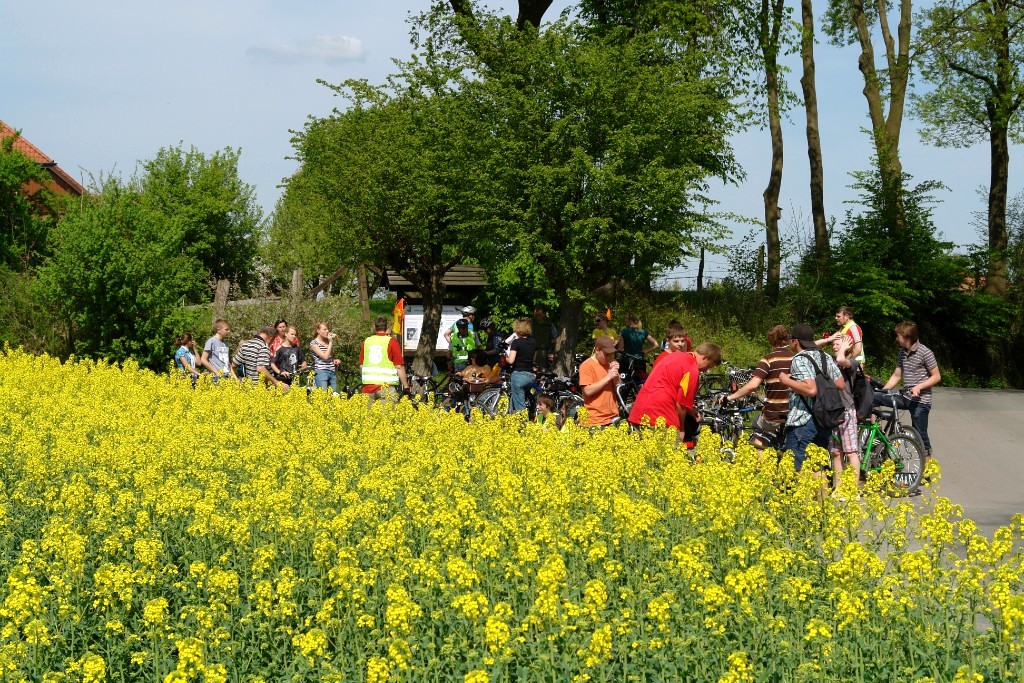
[698,375,728,398]
[888,430,924,493]
[556,392,584,425]
[474,388,502,418]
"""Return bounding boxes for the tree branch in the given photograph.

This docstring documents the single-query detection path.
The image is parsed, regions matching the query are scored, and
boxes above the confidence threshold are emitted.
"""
[517,0,555,30]
[947,57,999,91]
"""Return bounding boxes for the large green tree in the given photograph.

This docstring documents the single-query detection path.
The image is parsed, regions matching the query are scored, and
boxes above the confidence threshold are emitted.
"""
[914,0,1024,296]
[286,71,509,374]
[139,145,262,292]
[40,145,258,367]
[463,17,737,370]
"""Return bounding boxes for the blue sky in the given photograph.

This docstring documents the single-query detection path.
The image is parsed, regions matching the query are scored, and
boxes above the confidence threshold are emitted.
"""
[4,1,1013,285]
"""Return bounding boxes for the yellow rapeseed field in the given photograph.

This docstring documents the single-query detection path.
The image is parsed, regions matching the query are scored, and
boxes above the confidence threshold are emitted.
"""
[0,348,1021,682]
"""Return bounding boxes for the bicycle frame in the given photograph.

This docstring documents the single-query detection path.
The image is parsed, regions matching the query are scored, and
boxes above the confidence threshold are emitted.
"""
[856,420,921,490]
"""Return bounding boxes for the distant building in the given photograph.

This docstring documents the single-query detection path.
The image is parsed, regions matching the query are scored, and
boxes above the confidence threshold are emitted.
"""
[0,120,85,198]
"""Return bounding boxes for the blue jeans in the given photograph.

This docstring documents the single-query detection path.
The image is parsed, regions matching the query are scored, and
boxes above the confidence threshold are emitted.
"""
[873,391,932,454]
[784,419,829,471]
[314,369,337,391]
[510,371,534,413]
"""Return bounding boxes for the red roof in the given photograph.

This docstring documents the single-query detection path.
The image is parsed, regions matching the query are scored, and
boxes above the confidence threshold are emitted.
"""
[0,120,85,196]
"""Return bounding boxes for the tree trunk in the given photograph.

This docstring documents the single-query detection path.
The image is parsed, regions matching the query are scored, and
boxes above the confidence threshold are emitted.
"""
[212,279,230,325]
[356,265,370,322]
[516,0,554,30]
[756,244,765,292]
[553,294,584,376]
[413,270,446,377]
[697,247,705,292]
[762,0,785,299]
[800,0,828,267]
[850,0,909,234]
[987,119,1010,295]
[765,12,786,296]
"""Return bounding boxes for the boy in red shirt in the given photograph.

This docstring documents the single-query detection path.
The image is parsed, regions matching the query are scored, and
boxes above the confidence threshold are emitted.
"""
[629,343,722,442]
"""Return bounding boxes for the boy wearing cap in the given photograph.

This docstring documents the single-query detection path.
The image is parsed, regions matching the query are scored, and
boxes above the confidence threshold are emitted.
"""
[579,336,620,428]
[779,323,845,471]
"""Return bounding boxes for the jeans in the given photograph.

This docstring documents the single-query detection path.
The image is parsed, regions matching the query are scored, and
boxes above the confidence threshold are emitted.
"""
[314,369,337,391]
[510,370,534,413]
[784,419,829,471]
[873,391,933,454]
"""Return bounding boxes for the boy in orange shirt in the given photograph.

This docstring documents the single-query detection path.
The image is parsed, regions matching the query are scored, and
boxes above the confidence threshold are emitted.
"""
[578,336,621,428]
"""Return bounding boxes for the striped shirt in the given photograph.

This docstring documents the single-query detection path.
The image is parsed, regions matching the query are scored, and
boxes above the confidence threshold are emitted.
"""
[232,336,271,383]
[897,342,938,404]
[752,346,793,424]
[309,339,335,373]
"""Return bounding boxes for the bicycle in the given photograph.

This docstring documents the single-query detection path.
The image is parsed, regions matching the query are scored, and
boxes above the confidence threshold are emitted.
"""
[855,388,926,494]
[696,391,757,459]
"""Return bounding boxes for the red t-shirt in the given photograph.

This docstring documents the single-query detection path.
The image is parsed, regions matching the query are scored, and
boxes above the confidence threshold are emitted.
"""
[359,333,405,393]
[628,351,699,430]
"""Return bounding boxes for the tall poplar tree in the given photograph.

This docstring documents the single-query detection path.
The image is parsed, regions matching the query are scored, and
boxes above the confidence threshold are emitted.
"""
[826,0,914,234]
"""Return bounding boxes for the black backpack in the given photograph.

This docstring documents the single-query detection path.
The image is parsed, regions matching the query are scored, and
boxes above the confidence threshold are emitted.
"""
[804,350,846,431]
[850,363,874,422]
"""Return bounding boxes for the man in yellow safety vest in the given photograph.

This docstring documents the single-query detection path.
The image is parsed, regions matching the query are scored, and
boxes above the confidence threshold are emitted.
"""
[360,315,410,404]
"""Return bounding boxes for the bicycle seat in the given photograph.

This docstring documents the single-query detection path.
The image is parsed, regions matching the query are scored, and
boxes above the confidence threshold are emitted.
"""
[871,406,894,418]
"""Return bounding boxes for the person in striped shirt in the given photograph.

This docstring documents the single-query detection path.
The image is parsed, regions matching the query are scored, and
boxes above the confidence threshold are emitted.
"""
[231,326,288,391]
[875,321,941,459]
[725,324,793,450]
[309,322,341,391]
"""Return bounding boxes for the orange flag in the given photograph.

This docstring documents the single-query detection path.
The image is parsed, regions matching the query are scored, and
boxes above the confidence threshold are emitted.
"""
[605,308,612,320]
[392,298,406,337]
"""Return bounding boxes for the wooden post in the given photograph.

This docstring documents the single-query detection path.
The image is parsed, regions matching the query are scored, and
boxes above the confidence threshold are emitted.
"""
[696,247,705,293]
[290,268,303,298]
[213,279,230,324]
[356,265,370,322]
[756,245,765,292]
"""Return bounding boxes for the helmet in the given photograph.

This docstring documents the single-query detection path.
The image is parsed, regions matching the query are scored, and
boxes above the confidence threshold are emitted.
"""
[461,305,477,315]
[455,318,470,330]
[480,317,494,329]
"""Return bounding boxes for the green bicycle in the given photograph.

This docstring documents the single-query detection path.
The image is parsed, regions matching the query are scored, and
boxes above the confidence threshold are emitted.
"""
[857,388,926,494]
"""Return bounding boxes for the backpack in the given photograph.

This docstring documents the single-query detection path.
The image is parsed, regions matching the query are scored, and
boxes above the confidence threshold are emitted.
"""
[804,350,845,431]
[850,364,874,422]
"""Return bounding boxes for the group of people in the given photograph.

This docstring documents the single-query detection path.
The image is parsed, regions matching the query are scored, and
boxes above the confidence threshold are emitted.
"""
[719,308,940,485]
[574,305,940,486]
[173,305,941,472]
[446,308,699,421]
[172,318,350,393]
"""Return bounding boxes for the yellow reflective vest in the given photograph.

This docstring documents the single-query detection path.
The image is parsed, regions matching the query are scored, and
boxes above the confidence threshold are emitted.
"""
[361,335,399,386]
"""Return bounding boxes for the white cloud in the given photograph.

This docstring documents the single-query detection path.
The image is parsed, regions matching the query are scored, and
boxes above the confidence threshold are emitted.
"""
[247,35,364,64]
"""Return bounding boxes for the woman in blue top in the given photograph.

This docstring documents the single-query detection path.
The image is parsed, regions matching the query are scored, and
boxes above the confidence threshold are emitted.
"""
[174,332,200,382]
[616,314,659,380]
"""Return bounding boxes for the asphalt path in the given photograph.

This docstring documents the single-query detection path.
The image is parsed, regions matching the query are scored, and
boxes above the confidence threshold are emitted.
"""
[926,387,1024,537]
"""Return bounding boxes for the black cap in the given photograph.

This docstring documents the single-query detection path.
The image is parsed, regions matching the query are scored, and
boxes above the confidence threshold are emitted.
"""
[789,323,817,350]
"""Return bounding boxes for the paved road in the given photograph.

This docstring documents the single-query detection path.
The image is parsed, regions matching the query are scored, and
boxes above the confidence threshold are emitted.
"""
[928,387,1024,537]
